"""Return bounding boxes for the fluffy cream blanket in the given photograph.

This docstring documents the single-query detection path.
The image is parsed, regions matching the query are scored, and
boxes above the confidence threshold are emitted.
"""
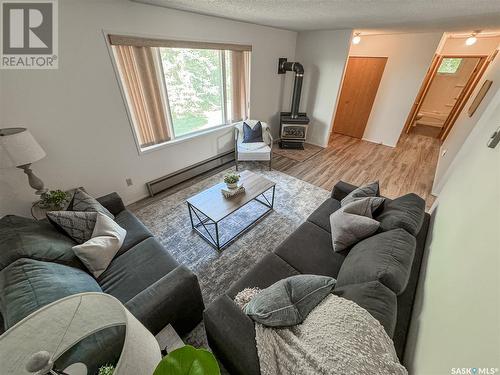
[254,294,407,375]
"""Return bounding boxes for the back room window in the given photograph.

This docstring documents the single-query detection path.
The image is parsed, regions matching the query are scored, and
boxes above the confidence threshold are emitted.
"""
[437,58,462,74]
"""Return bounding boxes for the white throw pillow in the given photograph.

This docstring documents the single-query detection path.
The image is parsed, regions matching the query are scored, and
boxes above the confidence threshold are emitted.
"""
[72,212,126,278]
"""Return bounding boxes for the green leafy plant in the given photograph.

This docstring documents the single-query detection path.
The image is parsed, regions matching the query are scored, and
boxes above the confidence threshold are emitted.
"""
[223,172,240,185]
[97,364,114,375]
[153,345,220,375]
[39,190,70,210]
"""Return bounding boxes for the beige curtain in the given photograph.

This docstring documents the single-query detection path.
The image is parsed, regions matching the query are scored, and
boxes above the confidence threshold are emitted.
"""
[113,45,171,148]
[231,51,250,122]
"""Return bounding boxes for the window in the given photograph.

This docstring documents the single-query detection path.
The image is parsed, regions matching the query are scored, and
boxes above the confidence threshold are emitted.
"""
[109,35,251,151]
[437,58,462,74]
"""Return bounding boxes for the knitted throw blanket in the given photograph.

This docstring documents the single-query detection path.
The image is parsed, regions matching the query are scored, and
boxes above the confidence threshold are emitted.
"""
[254,294,408,375]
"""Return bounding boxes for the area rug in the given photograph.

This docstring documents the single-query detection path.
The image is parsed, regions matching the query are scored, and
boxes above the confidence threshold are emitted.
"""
[272,142,324,162]
[130,164,330,354]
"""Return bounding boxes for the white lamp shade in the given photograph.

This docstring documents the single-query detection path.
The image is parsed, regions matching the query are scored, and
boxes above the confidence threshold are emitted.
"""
[0,293,162,375]
[0,128,46,168]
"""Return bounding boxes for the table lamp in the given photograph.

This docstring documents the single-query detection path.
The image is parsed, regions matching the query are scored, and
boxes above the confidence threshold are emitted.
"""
[0,292,162,375]
[0,127,48,195]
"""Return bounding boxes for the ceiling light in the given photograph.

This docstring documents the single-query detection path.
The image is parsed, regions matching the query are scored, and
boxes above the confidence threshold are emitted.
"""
[465,32,478,46]
[352,33,361,45]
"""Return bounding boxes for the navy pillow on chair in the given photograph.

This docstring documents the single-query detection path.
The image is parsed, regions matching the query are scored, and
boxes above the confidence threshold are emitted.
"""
[242,121,263,143]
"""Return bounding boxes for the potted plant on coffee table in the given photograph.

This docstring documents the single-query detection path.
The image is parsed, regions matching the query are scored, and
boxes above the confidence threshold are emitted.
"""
[223,172,240,190]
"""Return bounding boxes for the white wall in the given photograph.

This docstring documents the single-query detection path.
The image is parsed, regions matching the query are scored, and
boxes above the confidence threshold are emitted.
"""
[348,32,442,146]
[431,36,500,194]
[0,0,297,217]
[295,30,352,147]
[404,80,500,375]
[440,36,500,55]
[432,52,500,194]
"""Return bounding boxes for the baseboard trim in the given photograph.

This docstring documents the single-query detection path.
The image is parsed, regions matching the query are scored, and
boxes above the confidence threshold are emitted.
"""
[146,150,235,197]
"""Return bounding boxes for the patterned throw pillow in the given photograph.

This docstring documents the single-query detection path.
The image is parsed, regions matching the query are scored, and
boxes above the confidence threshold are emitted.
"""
[72,189,114,219]
[330,197,385,252]
[244,275,336,327]
[47,211,126,277]
[341,181,380,206]
[46,211,98,244]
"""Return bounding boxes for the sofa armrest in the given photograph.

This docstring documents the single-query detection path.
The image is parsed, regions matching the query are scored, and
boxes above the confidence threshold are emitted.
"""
[204,295,260,375]
[331,181,358,200]
[125,265,204,336]
[97,192,125,216]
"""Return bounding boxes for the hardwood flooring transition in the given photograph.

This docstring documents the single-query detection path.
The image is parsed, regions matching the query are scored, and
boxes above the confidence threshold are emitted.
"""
[273,133,440,211]
[130,132,440,212]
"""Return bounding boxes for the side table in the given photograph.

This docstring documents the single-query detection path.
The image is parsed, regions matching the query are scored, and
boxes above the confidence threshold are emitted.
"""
[156,324,185,355]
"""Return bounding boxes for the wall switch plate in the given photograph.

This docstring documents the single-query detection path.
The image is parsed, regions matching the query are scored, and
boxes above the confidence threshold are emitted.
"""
[487,127,500,149]
[126,178,133,186]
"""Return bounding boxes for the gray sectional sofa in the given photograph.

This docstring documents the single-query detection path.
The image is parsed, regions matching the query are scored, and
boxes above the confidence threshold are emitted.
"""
[204,181,430,375]
[0,192,204,370]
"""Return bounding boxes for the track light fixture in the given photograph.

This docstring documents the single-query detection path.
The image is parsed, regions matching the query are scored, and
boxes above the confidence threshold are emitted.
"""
[466,31,479,46]
[352,32,361,45]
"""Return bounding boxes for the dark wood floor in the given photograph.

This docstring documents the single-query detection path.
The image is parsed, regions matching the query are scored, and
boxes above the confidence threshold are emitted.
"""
[273,132,440,210]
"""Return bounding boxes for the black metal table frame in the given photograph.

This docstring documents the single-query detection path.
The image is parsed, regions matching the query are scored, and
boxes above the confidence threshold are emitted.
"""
[187,185,276,251]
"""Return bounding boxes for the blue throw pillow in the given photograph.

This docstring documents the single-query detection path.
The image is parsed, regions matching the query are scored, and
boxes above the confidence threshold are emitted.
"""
[244,274,336,327]
[242,121,263,143]
[0,258,102,329]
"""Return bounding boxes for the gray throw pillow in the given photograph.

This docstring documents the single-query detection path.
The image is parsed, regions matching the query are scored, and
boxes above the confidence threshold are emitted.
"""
[341,181,380,206]
[376,193,425,236]
[330,197,384,252]
[244,275,336,327]
[46,211,97,244]
[72,189,114,219]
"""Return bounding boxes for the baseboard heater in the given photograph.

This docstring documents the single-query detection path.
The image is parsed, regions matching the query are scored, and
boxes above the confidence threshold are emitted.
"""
[146,150,235,197]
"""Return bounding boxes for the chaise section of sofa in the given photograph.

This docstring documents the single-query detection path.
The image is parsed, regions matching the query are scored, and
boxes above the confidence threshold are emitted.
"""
[0,191,205,339]
[204,181,430,375]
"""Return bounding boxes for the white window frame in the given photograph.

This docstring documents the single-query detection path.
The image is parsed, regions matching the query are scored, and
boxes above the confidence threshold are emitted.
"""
[103,30,251,156]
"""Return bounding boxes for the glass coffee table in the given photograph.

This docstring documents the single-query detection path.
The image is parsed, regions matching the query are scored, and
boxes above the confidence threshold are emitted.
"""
[186,170,276,251]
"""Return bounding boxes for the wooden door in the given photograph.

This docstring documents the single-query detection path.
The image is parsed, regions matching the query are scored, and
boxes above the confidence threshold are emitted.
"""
[332,57,387,138]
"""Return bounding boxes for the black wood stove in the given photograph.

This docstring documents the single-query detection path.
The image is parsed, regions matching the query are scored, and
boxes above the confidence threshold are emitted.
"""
[278,58,310,149]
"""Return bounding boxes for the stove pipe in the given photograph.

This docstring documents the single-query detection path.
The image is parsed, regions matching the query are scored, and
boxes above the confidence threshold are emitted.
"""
[278,59,304,119]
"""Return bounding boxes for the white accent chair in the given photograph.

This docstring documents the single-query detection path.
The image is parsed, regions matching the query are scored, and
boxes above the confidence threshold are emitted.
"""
[234,120,273,171]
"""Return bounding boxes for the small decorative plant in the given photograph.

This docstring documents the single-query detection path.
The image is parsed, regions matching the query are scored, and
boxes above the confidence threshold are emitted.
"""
[153,345,220,375]
[39,189,70,210]
[223,172,240,189]
[97,364,115,375]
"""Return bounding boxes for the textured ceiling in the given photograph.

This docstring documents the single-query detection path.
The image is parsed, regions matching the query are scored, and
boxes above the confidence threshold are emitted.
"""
[132,0,500,32]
